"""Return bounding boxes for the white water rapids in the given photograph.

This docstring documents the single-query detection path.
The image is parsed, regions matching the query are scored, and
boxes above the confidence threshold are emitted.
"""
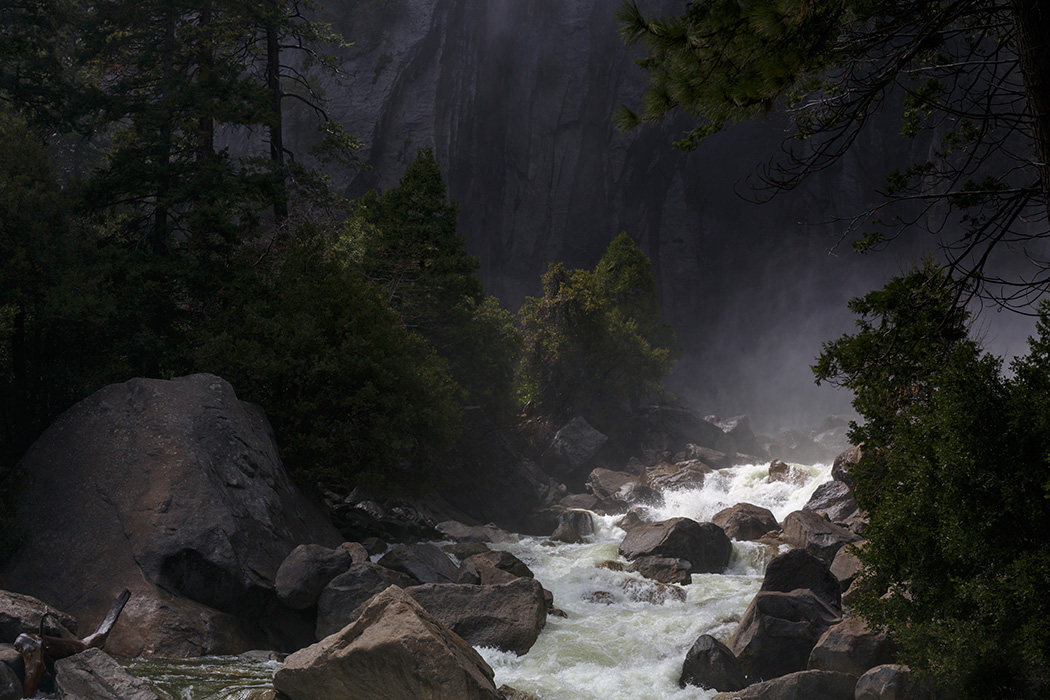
[476,461,832,700]
[125,460,832,699]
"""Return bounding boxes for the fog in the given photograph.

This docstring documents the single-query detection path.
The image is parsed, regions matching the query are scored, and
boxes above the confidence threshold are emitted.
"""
[306,0,1040,432]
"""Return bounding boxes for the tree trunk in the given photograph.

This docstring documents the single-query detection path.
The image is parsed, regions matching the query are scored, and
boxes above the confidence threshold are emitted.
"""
[267,22,288,226]
[151,8,177,253]
[1013,0,1050,220]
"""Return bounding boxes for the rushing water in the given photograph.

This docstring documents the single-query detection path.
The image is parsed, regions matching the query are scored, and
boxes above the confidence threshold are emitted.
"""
[126,461,832,700]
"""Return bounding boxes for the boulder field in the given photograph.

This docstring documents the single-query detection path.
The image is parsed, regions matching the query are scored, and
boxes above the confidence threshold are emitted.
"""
[0,376,907,700]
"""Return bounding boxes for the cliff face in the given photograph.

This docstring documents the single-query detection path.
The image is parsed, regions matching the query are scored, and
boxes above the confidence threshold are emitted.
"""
[304,0,912,426]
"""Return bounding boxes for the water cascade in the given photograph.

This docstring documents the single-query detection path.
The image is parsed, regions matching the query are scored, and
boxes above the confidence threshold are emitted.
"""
[127,460,832,700]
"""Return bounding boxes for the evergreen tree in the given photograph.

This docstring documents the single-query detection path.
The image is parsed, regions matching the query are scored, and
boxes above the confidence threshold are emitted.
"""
[815,266,1050,697]
[519,234,678,424]
[348,148,522,415]
[619,0,1050,308]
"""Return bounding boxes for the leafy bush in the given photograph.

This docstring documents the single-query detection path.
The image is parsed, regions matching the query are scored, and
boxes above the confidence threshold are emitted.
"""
[519,233,678,425]
[192,225,461,493]
[815,264,1050,698]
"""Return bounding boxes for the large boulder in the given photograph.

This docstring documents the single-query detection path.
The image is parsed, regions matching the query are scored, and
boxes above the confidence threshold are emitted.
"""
[436,521,515,544]
[0,662,18,700]
[712,503,779,541]
[635,406,724,454]
[0,375,341,656]
[768,430,827,465]
[274,586,502,700]
[543,417,609,483]
[808,616,896,678]
[728,590,842,682]
[627,556,693,585]
[377,544,460,584]
[832,445,862,487]
[829,543,864,592]
[619,518,732,575]
[782,511,861,564]
[276,544,366,610]
[644,461,710,492]
[855,664,932,700]
[679,634,746,691]
[712,670,856,700]
[55,648,160,700]
[761,549,842,611]
[315,563,416,640]
[0,591,78,642]
[803,481,859,523]
[406,578,547,655]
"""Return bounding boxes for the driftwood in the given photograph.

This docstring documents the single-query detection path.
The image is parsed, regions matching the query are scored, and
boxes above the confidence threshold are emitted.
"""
[14,588,131,697]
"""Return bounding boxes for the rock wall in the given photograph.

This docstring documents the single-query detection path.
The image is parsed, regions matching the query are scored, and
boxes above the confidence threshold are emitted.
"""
[291,0,929,426]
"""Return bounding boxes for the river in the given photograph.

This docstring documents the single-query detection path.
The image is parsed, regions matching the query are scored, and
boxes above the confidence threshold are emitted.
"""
[127,460,832,700]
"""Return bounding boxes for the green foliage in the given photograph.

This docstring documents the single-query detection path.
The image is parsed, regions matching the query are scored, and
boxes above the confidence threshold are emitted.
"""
[814,265,1050,698]
[348,148,522,415]
[192,226,461,493]
[519,234,678,425]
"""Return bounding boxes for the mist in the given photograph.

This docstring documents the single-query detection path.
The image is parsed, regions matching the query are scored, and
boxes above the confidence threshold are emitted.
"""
[298,0,1038,431]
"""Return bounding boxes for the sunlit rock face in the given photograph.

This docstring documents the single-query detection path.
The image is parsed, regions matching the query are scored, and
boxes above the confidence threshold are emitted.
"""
[306,0,916,426]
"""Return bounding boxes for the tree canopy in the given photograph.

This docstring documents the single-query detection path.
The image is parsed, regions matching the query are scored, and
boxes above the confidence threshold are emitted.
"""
[519,233,679,425]
[618,0,1050,309]
[815,264,1050,698]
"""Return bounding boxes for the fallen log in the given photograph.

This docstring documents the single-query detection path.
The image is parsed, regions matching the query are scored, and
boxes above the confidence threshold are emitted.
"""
[14,588,131,698]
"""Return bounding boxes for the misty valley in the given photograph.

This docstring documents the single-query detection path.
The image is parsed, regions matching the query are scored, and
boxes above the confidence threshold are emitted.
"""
[2,1,1050,700]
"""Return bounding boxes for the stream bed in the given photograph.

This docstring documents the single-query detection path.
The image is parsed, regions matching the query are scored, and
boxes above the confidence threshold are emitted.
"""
[125,461,832,700]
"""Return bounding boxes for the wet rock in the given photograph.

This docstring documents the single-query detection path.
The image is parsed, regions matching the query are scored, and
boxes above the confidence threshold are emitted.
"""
[459,551,533,580]
[315,563,416,640]
[644,461,710,492]
[613,509,648,532]
[55,648,160,700]
[0,374,341,656]
[583,591,617,605]
[619,578,686,604]
[855,664,932,700]
[627,556,693,585]
[499,685,541,700]
[0,590,78,642]
[378,544,459,584]
[635,406,724,454]
[619,518,732,575]
[712,503,779,541]
[586,468,637,501]
[728,590,842,682]
[239,649,286,662]
[761,549,842,611]
[829,543,864,591]
[436,521,515,544]
[0,644,23,684]
[832,445,862,487]
[803,481,859,523]
[456,563,518,586]
[679,634,746,691]
[808,616,896,678]
[276,544,359,610]
[712,669,856,700]
[0,661,18,700]
[768,459,806,485]
[406,578,547,655]
[558,509,595,537]
[782,511,861,564]
[443,542,491,560]
[760,549,839,608]
[558,493,601,511]
[543,417,608,483]
[549,522,585,544]
[813,427,851,460]
[274,586,502,700]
